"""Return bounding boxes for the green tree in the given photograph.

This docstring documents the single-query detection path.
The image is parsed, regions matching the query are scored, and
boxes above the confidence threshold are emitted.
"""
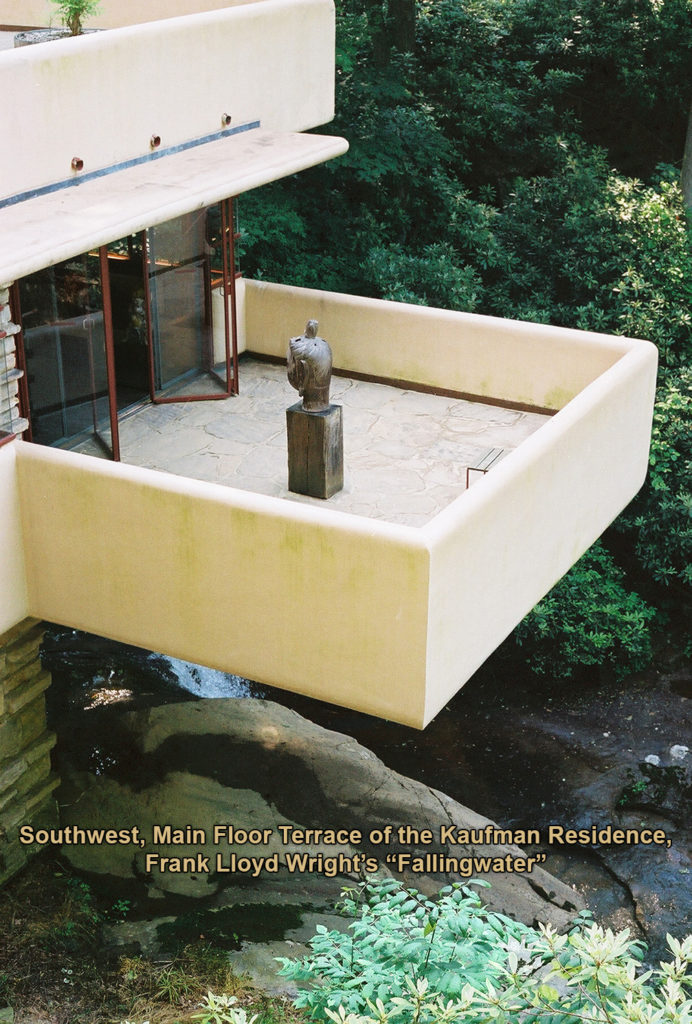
[617,366,692,594]
[484,143,692,367]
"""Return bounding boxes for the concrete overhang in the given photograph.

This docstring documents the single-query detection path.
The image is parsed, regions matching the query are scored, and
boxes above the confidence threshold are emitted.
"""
[0,129,348,283]
[0,0,342,281]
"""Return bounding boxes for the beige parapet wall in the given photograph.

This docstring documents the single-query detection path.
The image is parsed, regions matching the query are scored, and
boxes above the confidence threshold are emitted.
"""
[1,0,266,29]
[0,289,657,727]
[14,444,431,728]
[242,280,631,410]
[422,341,657,723]
[242,281,658,722]
[0,0,335,202]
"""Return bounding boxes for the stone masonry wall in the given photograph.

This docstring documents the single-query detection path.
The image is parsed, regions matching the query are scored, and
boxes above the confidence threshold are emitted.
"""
[0,282,28,437]
[0,618,59,885]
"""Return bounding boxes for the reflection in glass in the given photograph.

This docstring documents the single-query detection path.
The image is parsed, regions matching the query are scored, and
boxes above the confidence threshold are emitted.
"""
[106,234,149,410]
[18,254,113,454]
[147,206,230,397]
[207,202,232,389]
[149,211,212,396]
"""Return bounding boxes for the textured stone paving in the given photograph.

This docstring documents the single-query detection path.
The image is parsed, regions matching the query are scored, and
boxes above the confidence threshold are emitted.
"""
[80,358,551,526]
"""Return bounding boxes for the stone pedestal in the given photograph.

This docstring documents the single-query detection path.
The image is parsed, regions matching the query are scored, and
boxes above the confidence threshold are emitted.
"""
[286,403,343,499]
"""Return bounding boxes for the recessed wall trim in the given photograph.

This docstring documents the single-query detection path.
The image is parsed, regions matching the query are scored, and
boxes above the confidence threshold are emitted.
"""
[0,121,261,211]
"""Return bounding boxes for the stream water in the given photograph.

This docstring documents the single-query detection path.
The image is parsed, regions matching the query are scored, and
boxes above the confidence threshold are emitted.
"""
[42,627,691,961]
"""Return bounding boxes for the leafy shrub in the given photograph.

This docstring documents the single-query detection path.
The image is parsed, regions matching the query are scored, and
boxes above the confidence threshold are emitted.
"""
[278,879,534,1017]
[323,928,692,1024]
[281,880,692,1024]
[483,141,692,364]
[367,242,482,310]
[192,992,258,1024]
[617,366,692,593]
[513,540,657,680]
[601,174,692,367]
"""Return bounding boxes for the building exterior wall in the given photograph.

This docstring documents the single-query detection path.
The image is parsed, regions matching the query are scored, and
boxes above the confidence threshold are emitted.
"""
[0,0,336,204]
[0,283,17,433]
[0,283,28,436]
[0,440,29,636]
[0,617,59,887]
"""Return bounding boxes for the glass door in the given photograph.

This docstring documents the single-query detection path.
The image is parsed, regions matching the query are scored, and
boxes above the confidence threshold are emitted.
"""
[145,202,236,402]
[207,199,239,395]
[13,200,239,459]
[17,250,119,458]
[105,234,150,413]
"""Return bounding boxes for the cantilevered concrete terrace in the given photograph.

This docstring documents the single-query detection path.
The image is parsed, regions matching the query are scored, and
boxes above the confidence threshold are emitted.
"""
[1,279,658,728]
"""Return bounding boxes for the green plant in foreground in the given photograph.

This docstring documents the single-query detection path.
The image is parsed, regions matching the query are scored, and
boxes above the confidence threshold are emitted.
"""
[279,879,692,1023]
[154,963,195,1004]
[278,879,533,1016]
[48,0,100,35]
[193,991,259,1024]
[108,896,132,920]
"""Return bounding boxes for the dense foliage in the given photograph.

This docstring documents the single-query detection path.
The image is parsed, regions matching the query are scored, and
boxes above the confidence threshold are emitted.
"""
[617,366,692,594]
[279,879,533,1014]
[237,0,692,678]
[279,879,692,1023]
[513,541,657,679]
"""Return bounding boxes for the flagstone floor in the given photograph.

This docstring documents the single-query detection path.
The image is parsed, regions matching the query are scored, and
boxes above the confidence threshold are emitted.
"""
[76,358,551,527]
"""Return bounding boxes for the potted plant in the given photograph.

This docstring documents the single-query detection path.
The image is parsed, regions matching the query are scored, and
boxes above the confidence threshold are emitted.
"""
[14,0,100,46]
[49,0,101,36]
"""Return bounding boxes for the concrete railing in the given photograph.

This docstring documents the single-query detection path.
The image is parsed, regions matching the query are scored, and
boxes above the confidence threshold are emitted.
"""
[241,280,658,721]
[241,280,631,412]
[11,441,431,727]
[0,439,29,634]
[422,340,656,722]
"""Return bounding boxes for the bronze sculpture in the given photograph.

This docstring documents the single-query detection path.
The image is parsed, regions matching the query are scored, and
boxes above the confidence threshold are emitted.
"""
[287,319,333,412]
[286,318,343,498]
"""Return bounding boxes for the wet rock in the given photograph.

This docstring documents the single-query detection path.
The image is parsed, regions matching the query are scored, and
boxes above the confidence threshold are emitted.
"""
[277,657,691,961]
[56,699,581,931]
[45,627,691,963]
[103,874,352,995]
